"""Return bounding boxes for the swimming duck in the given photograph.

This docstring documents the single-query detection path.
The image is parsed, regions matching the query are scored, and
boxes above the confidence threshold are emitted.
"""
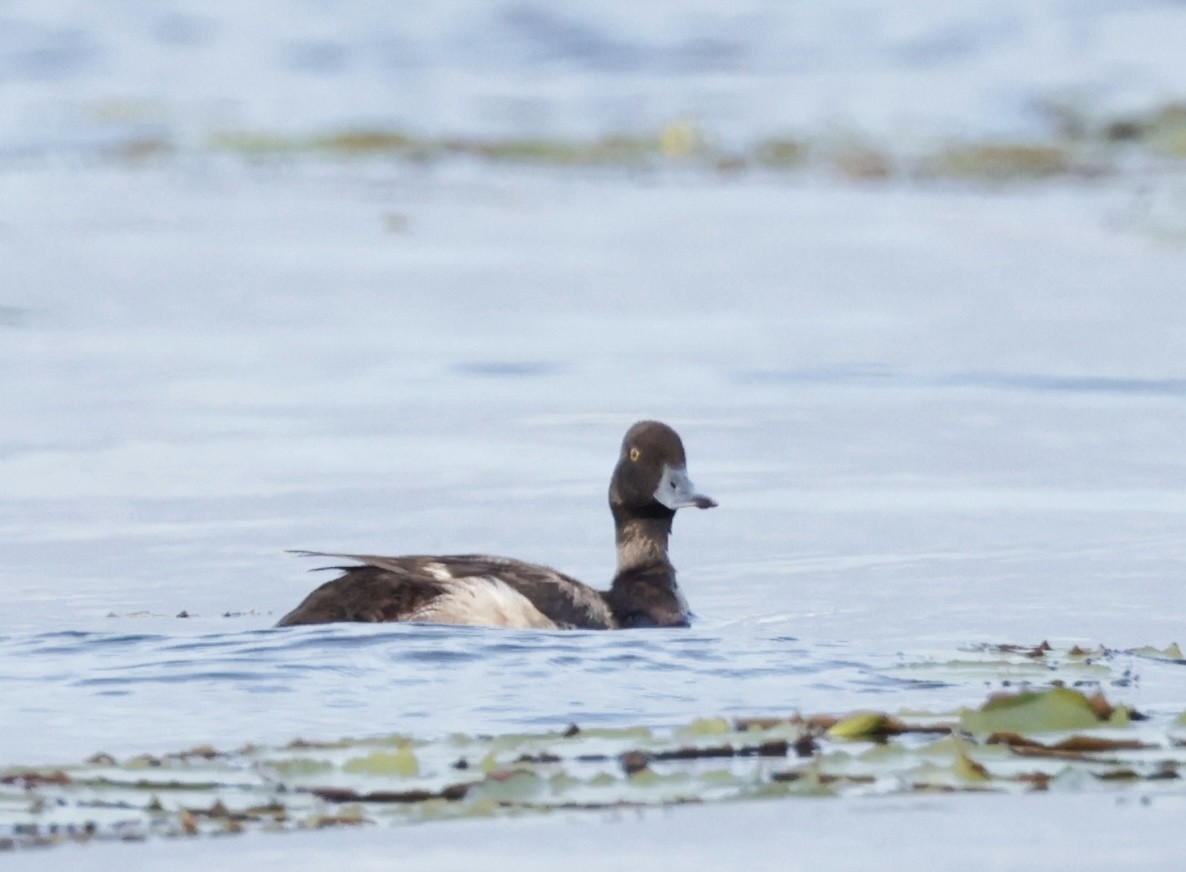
[276,420,716,629]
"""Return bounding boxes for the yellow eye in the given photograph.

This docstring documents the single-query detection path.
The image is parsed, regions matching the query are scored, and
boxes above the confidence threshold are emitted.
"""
[629,447,641,462]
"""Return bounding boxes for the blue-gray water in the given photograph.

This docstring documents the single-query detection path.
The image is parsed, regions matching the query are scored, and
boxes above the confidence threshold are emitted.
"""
[3,168,1186,768]
[2,5,1186,867]
[0,624,904,759]
[5,0,1186,151]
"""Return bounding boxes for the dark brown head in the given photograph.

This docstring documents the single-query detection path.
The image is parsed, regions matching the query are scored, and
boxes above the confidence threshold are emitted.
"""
[609,421,716,520]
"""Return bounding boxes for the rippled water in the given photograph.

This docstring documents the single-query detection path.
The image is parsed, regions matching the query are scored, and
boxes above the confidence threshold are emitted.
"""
[4,620,1181,770]
[2,7,1186,866]
[2,163,1185,782]
[0,623,905,762]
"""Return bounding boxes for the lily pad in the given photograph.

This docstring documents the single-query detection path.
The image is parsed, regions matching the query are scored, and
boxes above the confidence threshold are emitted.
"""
[1131,643,1184,662]
[2,686,1182,851]
[677,717,731,737]
[961,688,1110,735]
[828,712,891,740]
[342,748,418,777]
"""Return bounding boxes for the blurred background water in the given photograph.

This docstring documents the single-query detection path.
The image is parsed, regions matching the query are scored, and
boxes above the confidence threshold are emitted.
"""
[4,0,1186,154]
[0,0,1184,812]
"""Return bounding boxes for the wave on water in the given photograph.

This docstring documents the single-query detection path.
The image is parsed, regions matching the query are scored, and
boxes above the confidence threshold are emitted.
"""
[3,623,1174,769]
[0,622,928,762]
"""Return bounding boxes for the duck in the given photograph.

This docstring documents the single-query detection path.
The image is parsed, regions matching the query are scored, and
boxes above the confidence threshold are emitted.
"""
[275,420,716,629]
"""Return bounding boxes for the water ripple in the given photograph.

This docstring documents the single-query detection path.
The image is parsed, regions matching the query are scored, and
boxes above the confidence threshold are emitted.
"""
[7,623,1156,766]
[0,623,912,762]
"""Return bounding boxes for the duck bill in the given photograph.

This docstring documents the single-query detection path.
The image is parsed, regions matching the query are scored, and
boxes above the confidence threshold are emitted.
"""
[654,465,717,510]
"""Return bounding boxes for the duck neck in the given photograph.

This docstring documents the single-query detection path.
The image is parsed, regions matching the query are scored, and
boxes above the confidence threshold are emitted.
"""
[613,509,674,576]
[603,507,688,627]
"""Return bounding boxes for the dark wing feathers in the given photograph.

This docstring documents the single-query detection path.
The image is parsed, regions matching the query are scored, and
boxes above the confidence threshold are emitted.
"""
[275,565,449,626]
[278,552,616,630]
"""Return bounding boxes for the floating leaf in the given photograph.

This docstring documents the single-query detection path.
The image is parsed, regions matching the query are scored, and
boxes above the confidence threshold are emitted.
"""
[456,797,501,818]
[2,688,1183,851]
[916,736,1004,761]
[625,766,660,787]
[547,772,580,793]
[952,754,991,783]
[342,747,418,777]
[986,733,1150,755]
[1131,643,1184,662]
[1107,707,1131,728]
[827,712,890,740]
[261,758,334,777]
[826,712,947,740]
[471,770,544,803]
[677,718,731,737]
[305,805,368,828]
[960,688,1108,735]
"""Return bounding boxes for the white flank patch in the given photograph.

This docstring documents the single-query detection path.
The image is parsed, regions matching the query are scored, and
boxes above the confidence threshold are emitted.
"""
[411,577,557,629]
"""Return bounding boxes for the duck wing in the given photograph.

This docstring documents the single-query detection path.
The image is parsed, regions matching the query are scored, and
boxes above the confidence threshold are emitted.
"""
[279,552,615,630]
[275,557,445,626]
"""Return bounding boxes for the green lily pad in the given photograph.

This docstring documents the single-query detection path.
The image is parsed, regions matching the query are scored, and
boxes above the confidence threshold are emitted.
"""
[470,770,544,803]
[828,712,890,740]
[951,753,992,783]
[342,748,418,777]
[960,688,1106,735]
[2,682,1181,851]
[676,718,731,737]
[261,758,334,777]
[1131,643,1184,661]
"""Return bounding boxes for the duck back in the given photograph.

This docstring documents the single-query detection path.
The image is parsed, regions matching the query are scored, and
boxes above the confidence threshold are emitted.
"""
[276,553,615,630]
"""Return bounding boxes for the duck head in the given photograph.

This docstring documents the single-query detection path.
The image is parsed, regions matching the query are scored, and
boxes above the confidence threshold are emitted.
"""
[609,420,716,522]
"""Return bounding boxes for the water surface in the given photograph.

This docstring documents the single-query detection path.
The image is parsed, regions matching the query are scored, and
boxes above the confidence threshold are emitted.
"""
[2,4,1186,861]
[2,167,1184,773]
